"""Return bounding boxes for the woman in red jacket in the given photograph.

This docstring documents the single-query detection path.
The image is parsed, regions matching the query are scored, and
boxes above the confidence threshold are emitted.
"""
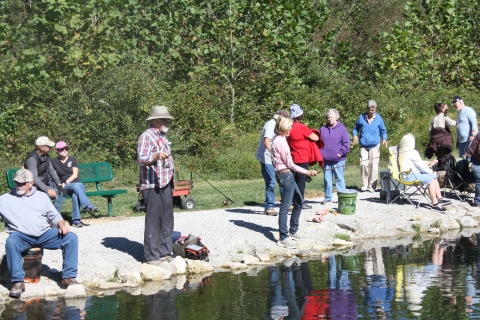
[287,104,319,209]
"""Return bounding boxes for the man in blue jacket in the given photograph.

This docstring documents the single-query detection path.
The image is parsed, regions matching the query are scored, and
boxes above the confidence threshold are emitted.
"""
[452,96,478,157]
[352,100,388,192]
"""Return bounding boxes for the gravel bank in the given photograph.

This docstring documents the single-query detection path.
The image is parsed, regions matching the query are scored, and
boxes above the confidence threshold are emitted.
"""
[0,190,479,300]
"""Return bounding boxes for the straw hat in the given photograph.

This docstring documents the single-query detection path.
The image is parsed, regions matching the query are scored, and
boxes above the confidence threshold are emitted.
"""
[146,106,174,121]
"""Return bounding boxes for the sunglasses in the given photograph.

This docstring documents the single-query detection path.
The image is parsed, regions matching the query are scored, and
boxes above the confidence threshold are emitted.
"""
[14,181,29,186]
[57,147,69,152]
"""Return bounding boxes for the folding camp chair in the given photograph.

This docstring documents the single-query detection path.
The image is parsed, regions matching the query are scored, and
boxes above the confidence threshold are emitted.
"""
[387,146,430,208]
[443,155,475,201]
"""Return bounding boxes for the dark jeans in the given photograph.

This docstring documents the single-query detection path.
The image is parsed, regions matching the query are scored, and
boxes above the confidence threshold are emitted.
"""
[471,157,480,205]
[142,184,174,261]
[278,171,303,241]
[294,162,309,199]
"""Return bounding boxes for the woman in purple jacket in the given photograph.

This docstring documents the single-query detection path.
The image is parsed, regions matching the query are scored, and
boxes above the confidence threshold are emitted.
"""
[319,109,350,204]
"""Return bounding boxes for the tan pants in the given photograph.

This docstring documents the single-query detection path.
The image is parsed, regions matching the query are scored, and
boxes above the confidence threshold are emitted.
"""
[360,143,380,189]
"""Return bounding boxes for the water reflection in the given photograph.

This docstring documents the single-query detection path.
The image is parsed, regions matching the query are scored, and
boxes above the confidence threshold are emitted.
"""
[9,231,480,319]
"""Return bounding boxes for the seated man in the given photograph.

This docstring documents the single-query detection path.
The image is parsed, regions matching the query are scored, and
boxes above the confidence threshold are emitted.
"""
[0,169,79,298]
[24,136,66,212]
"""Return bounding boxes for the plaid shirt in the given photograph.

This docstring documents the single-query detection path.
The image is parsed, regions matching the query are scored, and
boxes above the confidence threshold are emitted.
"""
[137,127,174,190]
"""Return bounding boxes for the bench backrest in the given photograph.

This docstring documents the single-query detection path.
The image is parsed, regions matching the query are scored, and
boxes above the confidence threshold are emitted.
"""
[6,162,114,190]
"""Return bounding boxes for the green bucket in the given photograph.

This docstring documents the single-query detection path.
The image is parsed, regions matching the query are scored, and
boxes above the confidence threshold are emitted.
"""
[337,189,358,215]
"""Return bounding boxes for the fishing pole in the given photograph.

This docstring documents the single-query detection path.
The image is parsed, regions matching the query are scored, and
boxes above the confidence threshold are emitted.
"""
[188,168,235,205]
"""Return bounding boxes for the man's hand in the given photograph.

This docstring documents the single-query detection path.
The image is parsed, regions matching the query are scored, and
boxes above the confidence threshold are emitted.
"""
[57,221,69,235]
[47,189,57,198]
[154,152,169,161]
[382,140,388,148]
[352,136,358,145]
[57,185,66,197]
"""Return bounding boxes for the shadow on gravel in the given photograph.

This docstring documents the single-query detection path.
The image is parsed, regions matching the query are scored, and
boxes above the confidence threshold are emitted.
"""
[363,196,421,206]
[225,208,260,214]
[101,237,144,262]
[229,220,277,242]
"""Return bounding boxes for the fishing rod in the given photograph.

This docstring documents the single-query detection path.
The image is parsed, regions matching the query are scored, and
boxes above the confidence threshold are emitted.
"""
[188,168,235,205]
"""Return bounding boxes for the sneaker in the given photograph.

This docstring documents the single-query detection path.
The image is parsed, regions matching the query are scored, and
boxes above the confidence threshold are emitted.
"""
[438,198,452,205]
[9,282,25,299]
[77,221,90,227]
[321,199,332,204]
[472,202,480,207]
[360,186,368,192]
[430,203,446,212]
[289,232,308,241]
[302,203,312,209]
[367,187,375,192]
[72,221,83,228]
[263,209,278,216]
[145,256,173,266]
[85,204,98,213]
[277,237,297,249]
[61,278,79,287]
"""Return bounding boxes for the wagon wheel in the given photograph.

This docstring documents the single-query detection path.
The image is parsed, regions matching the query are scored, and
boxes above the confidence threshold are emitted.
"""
[182,197,196,210]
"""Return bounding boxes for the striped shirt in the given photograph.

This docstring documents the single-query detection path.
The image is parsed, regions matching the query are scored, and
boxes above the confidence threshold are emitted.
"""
[137,127,174,190]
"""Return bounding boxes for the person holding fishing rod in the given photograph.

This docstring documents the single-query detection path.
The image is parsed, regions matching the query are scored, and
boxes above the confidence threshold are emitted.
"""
[272,115,318,249]
[319,109,350,204]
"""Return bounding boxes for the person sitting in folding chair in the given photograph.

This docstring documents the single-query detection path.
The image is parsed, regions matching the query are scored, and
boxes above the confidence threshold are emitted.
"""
[398,133,451,212]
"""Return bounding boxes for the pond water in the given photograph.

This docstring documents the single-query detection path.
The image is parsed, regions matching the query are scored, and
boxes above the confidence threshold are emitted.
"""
[3,234,480,319]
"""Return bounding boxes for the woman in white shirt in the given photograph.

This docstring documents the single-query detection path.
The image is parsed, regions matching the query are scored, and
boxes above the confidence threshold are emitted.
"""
[398,133,451,211]
[271,115,318,249]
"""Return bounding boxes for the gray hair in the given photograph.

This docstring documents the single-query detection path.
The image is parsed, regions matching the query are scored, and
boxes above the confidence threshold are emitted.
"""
[367,100,377,109]
[325,108,340,120]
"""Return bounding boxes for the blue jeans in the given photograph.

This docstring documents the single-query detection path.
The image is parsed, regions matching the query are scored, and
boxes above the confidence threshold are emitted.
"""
[459,141,472,158]
[64,183,91,220]
[52,187,66,213]
[471,157,480,205]
[261,163,277,210]
[277,171,303,241]
[5,229,78,282]
[323,160,346,201]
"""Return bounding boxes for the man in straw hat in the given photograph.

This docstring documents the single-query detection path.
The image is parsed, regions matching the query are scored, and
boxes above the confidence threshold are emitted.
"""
[24,136,66,212]
[137,106,175,265]
[0,169,79,298]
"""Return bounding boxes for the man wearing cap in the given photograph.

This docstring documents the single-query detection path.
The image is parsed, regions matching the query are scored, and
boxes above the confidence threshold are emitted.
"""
[24,136,66,212]
[452,96,478,157]
[255,110,290,216]
[0,169,79,299]
[352,100,388,192]
[137,106,175,265]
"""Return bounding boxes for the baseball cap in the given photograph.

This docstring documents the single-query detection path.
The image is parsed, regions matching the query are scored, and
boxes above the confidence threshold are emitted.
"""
[56,141,69,149]
[451,96,462,105]
[35,136,55,147]
[13,168,34,183]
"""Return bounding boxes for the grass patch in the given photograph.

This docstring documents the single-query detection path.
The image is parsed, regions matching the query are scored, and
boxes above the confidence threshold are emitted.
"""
[397,228,406,232]
[431,220,441,229]
[108,269,120,283]
[412,223,421,233]
[335,233,351,241]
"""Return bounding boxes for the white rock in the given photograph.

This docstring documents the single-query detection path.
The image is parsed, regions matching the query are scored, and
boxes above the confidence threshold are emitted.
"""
[171,257,187,275]
[255,252,271,262]
[140,264,172,281]
[333,239,355,247]
[186,260,214,274]
[460,216,479,228]
[241,254,260,265]
[64,284,87,299]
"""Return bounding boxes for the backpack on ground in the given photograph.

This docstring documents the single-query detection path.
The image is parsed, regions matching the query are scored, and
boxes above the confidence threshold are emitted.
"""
[173,234,210,261]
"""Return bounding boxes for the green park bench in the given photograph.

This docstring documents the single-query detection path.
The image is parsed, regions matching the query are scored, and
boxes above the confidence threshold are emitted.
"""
[6,162,127,217]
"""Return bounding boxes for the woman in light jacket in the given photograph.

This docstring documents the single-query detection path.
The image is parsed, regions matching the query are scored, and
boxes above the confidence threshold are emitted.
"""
[398,133,451,212]
[272,115,318,249]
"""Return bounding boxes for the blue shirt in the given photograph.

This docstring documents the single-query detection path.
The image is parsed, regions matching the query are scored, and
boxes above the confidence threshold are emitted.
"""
[456,106,478,143]
[352,113,388,149]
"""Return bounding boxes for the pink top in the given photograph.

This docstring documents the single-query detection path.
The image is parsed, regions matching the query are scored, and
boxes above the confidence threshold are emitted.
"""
[272,135,308,174]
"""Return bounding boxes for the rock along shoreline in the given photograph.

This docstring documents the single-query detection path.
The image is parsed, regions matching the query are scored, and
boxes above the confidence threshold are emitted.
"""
[0,190,479,302]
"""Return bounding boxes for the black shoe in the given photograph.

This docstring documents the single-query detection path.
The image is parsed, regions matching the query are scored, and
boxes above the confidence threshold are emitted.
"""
[302,204,312,209]
[438,198,452,205]
[430,203,446,212]
[471,202,479,207]
[9,282,25,299]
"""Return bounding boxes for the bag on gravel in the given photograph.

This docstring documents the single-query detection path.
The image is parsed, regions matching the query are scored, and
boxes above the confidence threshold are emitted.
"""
[173,234,209,261]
